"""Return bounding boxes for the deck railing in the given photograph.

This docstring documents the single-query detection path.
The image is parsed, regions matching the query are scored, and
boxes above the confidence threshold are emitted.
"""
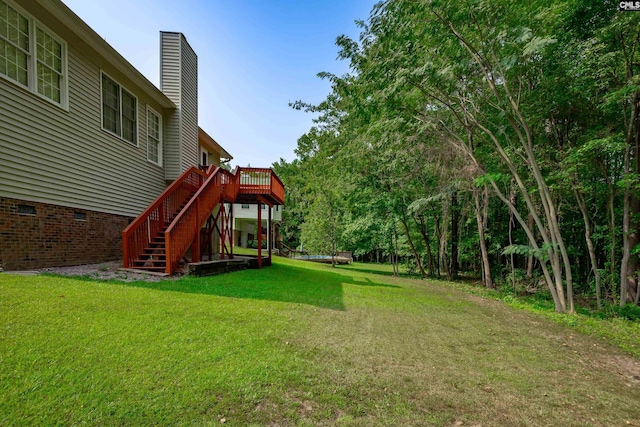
[122,167,206,269]
[237,167,285,204]
[270,171,285,205]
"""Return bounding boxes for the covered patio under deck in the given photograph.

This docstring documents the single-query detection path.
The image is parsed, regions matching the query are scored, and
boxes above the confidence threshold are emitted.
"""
[196,167,284,272]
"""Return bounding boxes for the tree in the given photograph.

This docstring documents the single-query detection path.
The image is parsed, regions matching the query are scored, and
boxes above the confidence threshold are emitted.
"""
[285,0,640,313]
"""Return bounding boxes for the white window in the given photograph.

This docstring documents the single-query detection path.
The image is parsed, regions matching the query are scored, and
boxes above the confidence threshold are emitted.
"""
[0,0,67,107]
[147,107,162,166]
[101,72,137,145]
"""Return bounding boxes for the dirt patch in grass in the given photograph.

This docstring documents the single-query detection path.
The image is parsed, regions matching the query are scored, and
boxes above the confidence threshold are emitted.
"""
[599,354,640,387]
[38,261,180,282]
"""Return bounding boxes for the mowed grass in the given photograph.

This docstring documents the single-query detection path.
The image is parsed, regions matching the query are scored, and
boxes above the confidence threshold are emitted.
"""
[1,258,639,426]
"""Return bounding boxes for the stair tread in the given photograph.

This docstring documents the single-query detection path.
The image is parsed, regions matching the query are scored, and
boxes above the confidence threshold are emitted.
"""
[142,250,166,256]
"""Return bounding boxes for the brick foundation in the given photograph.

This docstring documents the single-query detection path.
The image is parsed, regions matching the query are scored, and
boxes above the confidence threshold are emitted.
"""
[0,197,132,270]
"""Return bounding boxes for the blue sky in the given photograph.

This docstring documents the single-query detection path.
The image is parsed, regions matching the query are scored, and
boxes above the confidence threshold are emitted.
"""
[61,0,375,168]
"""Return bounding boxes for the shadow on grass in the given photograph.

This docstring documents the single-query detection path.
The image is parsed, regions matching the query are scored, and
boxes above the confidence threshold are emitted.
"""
[335,264,418,279]
[100,262,399,311]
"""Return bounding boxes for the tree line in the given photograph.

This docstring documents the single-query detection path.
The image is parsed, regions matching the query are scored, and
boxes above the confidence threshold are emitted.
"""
[273,0,640,313]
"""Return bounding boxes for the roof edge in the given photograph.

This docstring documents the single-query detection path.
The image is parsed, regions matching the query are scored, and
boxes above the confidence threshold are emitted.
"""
[198,128,233,161]
[39,0,176,109]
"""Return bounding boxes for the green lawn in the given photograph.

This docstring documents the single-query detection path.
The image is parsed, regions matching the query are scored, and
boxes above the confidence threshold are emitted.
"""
[231,246,262,256]
[337,261,408,276]
[1,257,639,426]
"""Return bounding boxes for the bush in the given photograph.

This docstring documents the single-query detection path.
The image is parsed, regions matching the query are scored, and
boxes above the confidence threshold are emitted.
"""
[247,239,267,249]
[609,303,640,321]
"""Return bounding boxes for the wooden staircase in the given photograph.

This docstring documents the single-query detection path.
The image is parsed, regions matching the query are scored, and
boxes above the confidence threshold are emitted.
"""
[131,191,196,271]
[122,166,284,275]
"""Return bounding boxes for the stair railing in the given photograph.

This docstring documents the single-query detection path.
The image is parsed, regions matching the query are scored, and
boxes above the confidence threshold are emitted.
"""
[122,167,207,269]
[165,166,238,274]
[222,167,239,201]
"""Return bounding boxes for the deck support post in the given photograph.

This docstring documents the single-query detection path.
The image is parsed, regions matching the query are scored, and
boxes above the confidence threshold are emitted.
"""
[220,200,226,260]
[268,205,272,264]
[229,203,234,258]
[257,201,262,268]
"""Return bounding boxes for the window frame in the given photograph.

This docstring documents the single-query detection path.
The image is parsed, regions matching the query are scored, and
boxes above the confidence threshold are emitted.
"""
[0,0,68,109]
[100,70,139,146]
[146,105,163,166]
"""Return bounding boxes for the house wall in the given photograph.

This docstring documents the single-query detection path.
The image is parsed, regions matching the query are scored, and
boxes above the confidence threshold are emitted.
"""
[0,2,229,270]
[0,1,181,269]
[161,32,199,180]
[210,150,221,167]
[180,36,199,172]
[234,204,283,222]
[0,42,168,218]
[232,204,282,249]
[198,146,221,168]
[234,218,257,248]
[160,32,182,180]
[0,197,129,270]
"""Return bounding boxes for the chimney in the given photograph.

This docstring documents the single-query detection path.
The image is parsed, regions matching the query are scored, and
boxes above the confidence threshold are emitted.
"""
[160,32,198,180]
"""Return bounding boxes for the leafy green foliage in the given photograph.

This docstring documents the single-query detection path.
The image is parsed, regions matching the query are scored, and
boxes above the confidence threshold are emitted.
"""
[282,0,640,309]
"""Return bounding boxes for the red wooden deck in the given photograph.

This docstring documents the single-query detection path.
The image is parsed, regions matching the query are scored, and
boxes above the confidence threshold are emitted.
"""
[122,166,284,275]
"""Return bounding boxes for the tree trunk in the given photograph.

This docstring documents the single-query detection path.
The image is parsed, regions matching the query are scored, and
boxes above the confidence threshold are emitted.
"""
[401,212,426,278]
[608,179,617,300]
[622,190,640,306]
[443,21,570,312]
[451,114,566,311]
[621,183,631,305]
[392,227,399,276]
[435,216,441,278]
[415,215,435,277]
[509,187,517,294]
[526,213,535,279]
[575,188,602,309]
[331,239,336,267]
[451,190,460,279]
[436,208,451,280]
[488,178,563,311]
[626,105,640,304]
[621,93,640,305]
[474,186,493,288]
